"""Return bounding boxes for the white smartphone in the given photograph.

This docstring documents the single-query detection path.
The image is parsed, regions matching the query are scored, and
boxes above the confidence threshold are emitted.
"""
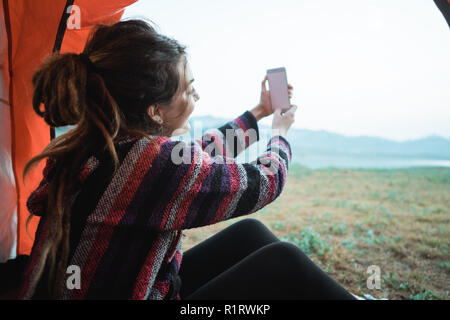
[267,67,290,112]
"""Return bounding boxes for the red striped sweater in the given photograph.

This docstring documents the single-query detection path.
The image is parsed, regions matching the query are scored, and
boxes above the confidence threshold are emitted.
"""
[19,110,292,300]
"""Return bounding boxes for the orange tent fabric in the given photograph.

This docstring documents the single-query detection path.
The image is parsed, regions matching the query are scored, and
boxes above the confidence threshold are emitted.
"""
[1,0,137,259]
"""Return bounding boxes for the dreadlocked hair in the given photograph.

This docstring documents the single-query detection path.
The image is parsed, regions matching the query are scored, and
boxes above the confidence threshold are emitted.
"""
[22,19,188,299]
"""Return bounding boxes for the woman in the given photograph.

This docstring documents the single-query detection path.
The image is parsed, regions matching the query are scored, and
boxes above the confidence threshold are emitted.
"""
[18,19,355,300]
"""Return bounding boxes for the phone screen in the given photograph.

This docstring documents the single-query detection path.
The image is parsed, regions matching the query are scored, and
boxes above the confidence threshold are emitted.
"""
[267,67,290,112]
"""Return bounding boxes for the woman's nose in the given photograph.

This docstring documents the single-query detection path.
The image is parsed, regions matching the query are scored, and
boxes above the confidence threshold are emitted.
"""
[194,92,200,101]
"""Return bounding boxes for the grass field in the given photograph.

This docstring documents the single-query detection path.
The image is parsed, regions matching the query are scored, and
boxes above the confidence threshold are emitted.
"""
[182,164,450,300]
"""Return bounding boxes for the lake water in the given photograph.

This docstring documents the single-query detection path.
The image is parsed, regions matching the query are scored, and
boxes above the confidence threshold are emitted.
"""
[290,154,450,169]
[235,146,450,169]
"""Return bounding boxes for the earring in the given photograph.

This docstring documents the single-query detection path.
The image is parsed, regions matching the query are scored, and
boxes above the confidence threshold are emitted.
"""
[153,116,162,124]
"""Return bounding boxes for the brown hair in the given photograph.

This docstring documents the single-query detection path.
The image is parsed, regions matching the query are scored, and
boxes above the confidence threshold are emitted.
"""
[22,19,188,298]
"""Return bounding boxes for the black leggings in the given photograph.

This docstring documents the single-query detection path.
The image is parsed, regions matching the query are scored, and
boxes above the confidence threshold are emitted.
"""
[179,219,356,300]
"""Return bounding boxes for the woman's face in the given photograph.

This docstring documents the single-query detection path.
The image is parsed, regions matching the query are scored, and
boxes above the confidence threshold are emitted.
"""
[147,59,200,137]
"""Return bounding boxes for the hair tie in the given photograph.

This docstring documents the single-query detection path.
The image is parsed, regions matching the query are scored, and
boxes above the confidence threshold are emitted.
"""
[78,53,97,73]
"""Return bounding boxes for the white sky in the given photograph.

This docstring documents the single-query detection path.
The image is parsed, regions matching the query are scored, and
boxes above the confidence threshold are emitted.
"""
[123,0,450,141]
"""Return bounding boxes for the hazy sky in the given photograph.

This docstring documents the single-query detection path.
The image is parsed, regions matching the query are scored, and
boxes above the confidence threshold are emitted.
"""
[123,0,450,141]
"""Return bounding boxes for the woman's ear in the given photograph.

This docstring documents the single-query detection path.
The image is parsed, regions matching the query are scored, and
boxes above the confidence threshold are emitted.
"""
[147,104,164,124]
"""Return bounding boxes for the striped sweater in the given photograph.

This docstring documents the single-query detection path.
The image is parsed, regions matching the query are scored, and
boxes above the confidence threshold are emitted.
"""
[19,110,292,300]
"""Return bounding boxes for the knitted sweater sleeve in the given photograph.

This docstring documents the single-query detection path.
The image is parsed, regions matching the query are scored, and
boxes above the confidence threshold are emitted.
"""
[150,126,292,231]
[192,110,260,158]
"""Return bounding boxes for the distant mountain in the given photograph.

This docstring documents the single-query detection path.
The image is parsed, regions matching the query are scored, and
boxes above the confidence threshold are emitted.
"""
[187,115,450,169]
[285,130,450,159]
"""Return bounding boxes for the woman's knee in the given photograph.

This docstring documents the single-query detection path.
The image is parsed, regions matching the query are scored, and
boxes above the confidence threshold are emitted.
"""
[259,241,311,266]
[231,218,272,236]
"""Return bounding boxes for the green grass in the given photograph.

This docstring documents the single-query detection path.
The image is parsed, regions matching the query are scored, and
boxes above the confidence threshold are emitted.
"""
[183,165,450,300]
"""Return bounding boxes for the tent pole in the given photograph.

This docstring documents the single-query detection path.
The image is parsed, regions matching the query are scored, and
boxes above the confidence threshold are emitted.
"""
[50,0,75,140]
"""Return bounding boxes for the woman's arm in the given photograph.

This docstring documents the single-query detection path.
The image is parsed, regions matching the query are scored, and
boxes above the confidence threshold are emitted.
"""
[193,110,260,159]
[250,104,265,122]
[144,134,291,231]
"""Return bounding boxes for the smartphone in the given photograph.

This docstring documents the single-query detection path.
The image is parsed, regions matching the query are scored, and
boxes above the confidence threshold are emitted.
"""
[267,67,290,112]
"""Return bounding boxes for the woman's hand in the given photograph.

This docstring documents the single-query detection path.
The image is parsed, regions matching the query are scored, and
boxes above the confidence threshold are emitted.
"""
[272,104,298,138]
[251,75,294,121]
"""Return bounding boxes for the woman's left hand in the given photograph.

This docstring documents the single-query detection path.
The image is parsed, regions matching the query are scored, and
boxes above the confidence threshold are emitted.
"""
[253,75,294,120]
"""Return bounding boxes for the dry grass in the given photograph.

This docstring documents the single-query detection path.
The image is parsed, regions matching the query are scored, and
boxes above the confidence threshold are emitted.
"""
[182,164,450,300]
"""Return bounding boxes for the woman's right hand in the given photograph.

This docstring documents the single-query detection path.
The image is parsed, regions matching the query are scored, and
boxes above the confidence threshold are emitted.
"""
[272,105,298,138]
